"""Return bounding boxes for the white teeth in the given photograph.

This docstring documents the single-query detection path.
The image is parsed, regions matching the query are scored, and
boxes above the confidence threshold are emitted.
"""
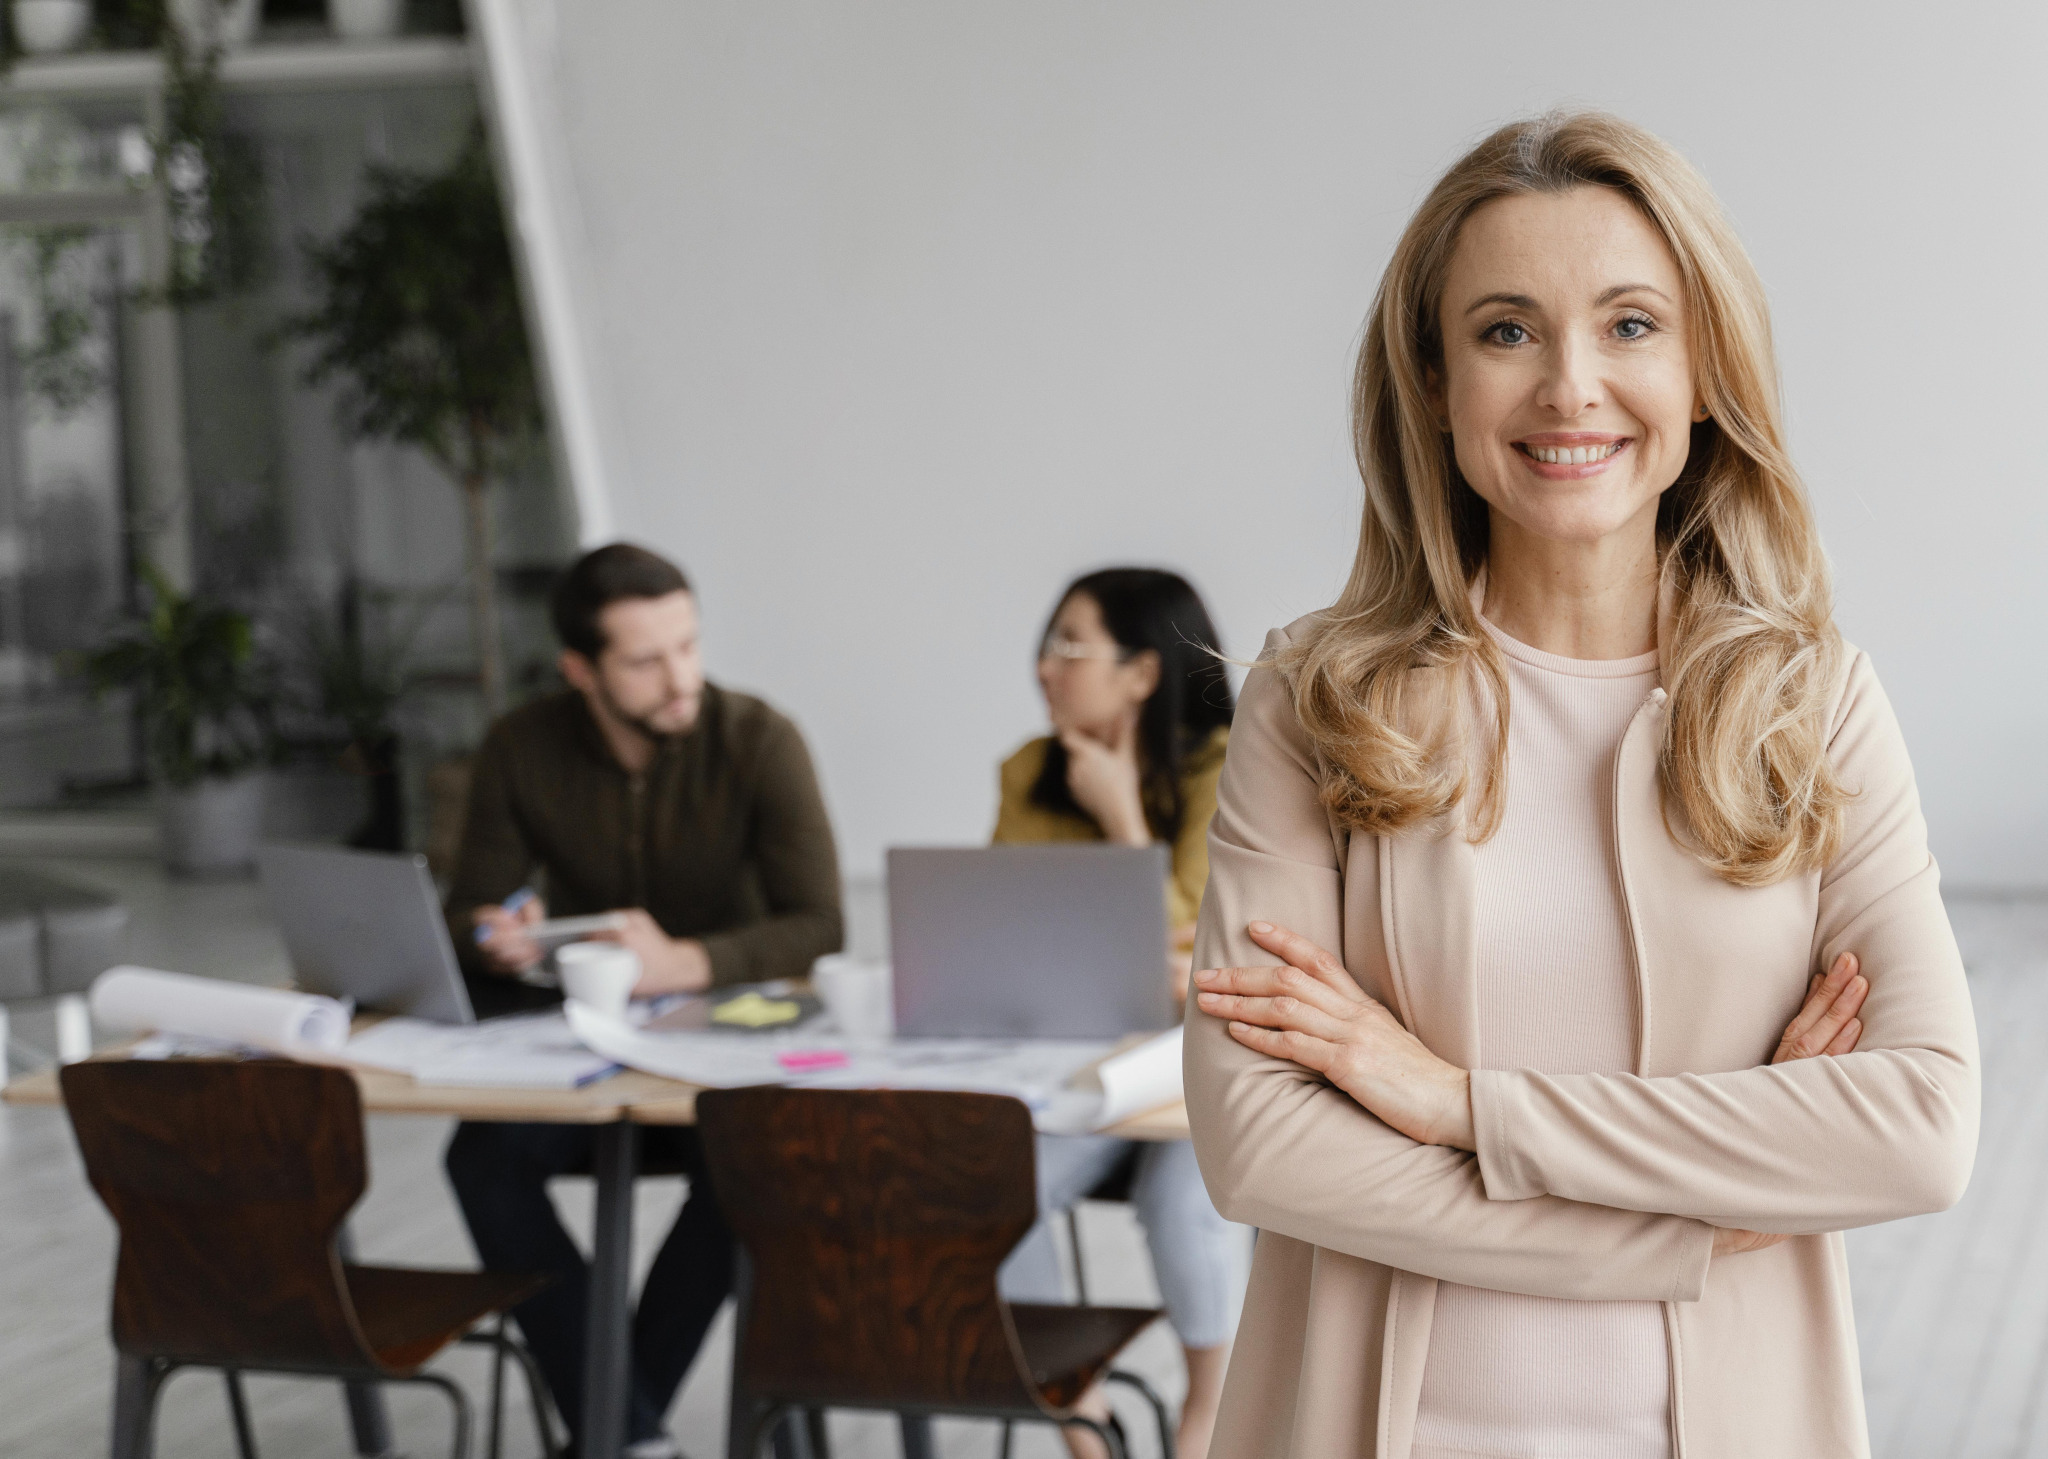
[1527,442,1620,464]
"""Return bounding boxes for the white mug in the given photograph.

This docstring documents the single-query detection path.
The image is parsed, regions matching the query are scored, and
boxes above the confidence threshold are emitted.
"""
[810,954,893,1040]
[557,942,640,1019]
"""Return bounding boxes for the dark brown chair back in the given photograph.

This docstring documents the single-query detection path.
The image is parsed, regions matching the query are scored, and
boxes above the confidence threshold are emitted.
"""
[696,1087,1045,1413]
[61,1059,379,1371]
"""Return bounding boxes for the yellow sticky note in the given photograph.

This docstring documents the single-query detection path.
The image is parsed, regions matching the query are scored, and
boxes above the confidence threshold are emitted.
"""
[712,992,802,1029]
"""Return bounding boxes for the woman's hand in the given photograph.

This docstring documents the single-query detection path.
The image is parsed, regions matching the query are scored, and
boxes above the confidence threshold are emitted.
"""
[1194,921,1477,1150]
[1772,952,1866,1064]
[1714,952,1869,1256]
[1059,716,1150,846]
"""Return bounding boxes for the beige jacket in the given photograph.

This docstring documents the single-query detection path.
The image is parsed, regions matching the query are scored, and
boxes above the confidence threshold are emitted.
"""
[1185,620,1980,1458]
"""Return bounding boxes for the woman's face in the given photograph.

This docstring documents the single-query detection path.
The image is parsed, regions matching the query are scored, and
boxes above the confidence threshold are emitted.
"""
[1036,592,1158,737]
[1433,185,1698,553]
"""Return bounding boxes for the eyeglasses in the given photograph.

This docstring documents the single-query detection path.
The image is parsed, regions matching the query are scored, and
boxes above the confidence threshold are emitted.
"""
[1038,634,1133,664]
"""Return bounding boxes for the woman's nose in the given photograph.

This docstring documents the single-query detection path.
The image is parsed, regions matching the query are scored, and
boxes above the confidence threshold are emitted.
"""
[1535,334,1601,417]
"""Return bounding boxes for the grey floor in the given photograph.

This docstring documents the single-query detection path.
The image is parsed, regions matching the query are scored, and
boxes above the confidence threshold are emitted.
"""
[2,845,2043,1458]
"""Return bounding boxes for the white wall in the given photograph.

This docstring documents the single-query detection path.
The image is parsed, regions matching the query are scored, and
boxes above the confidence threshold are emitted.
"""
[481,0,2048,890]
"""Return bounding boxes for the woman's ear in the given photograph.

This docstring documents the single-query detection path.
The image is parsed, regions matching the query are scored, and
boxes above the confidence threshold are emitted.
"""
[1125,649,1163,705]
[1424,366,1451,433]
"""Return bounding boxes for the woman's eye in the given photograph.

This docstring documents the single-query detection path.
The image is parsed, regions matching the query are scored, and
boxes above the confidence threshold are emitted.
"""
[1614,316,1655,340]
[1485,321,1529,346]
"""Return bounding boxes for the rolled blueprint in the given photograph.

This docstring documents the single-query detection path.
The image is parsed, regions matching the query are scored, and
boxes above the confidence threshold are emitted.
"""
[1093,1026,1185,1129]
[88,966,351,1055]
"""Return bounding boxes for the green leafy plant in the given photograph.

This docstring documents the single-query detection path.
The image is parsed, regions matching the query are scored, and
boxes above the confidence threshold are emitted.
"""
[285,128,543,714]
[82,564,272,787]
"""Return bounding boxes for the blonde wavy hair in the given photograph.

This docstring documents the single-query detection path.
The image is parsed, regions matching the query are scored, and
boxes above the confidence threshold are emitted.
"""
[1278,111,1846,886]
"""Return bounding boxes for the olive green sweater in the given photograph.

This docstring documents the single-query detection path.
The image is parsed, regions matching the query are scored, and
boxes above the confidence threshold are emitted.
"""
[446,684,844,1015]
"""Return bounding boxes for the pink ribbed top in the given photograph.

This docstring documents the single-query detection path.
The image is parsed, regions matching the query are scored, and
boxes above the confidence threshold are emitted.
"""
[1410,619,1671,1459]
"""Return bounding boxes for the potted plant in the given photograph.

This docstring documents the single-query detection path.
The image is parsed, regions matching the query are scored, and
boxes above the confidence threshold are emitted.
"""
[285,127,543,716]
[82,566,273,876]
[286,577,436,851]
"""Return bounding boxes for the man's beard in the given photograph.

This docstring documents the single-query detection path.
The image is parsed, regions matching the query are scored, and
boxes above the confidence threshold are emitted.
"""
[596,680,694,742]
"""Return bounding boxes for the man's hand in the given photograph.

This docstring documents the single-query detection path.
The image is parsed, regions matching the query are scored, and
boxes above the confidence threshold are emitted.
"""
[593,909,712,997]
[1195,921,1477,1150]
[472,894,546,974]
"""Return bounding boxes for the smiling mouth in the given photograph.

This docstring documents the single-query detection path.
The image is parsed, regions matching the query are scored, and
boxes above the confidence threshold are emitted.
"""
[1516,440,1628,465]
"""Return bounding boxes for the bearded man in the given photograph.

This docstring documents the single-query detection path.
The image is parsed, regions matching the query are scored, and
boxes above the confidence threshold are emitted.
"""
[443,542,842,1458]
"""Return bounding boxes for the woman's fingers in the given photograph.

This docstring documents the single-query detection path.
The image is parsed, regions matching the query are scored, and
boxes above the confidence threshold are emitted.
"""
[1196,983,1355,1042]
[1244,921,1360,997]
[1224,1019,1341,1076]
[1195,961,1360,1017]
[1822,1017,1863,1058]
[1712,1226,1791,1257]
[1777,953,1855,1048]
[1772,953,1866,1064]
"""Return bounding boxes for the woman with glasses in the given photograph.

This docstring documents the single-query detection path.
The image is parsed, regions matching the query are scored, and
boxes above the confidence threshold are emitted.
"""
[993,566,1239,1459]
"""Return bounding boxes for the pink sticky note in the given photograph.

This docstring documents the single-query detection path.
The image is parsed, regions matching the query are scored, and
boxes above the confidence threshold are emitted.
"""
[778,1049,850,1072]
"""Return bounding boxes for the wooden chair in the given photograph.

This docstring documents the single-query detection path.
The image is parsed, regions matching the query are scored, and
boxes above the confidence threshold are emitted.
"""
[61,1058,562,1459]
[697,1086,1176,1459]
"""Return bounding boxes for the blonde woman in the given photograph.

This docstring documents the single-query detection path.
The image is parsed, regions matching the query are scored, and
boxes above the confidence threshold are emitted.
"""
[1185,113,1978,1458]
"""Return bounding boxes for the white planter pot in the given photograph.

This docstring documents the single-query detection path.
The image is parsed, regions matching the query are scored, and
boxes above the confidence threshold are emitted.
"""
[11,0,91,54]
[155,771,267,878]
[328,0,403,41]
[167,0,261,51]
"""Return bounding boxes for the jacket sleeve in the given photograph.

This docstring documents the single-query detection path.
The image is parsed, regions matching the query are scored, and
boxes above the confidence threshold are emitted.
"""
[1472,652,1980,1232]
[1185,632,1717,1302]
[699,711,847,987]
[443,723,537,976]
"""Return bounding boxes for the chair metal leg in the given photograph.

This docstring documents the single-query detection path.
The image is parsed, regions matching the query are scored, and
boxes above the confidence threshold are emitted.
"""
[1061,1415,1126,1459]
[485,1317,506,1459]
[404,1372,473,1459]
[1106,1370,1175,1459]
[223,1369,259,1459]
[996,1417,1013,1458]
[803,1408,831,1459]
[458,1329,562,1458]
[1064,1207,1089,1304]
[898,1412,935,1459]
[730,1397,782,1459]
[335,1228,397,1457]
[111,1354,168,1459]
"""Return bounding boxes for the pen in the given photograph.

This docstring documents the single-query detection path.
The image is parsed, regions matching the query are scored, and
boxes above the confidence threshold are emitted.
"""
[474,886,537,945]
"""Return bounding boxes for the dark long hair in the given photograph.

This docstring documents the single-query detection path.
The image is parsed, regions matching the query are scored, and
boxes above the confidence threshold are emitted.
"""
[1029,567,1234,843]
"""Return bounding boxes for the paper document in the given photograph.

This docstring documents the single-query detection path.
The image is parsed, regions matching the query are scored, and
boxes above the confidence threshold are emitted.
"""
[1090,1027,1184,1129]
[90,966,350,1056]
[344,1012,618,1089]
[565,1001,1114,1129]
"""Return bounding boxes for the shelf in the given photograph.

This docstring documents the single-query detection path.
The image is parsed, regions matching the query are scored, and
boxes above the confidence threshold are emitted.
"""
[1,35,474,100]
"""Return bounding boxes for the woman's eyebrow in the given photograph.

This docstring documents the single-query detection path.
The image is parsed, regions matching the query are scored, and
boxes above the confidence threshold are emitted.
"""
[1462,291,1540,316]
[1596,282,1672,305]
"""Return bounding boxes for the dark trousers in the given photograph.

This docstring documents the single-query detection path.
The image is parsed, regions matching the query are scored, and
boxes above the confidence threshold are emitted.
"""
[445,1121,734,1446]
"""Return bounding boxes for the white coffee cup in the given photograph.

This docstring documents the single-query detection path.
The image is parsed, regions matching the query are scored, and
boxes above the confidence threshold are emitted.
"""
[810,954,893,1041]
[557,943,641,1019]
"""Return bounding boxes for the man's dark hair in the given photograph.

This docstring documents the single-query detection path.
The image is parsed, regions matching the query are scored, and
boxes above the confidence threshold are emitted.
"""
[549,543,693,659]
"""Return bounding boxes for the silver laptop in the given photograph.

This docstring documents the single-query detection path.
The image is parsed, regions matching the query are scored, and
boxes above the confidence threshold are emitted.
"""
[257,843,475,1024]
[887,845,1174,1039]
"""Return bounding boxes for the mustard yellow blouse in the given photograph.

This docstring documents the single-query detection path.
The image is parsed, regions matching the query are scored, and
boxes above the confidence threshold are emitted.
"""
[990,726,1229,931]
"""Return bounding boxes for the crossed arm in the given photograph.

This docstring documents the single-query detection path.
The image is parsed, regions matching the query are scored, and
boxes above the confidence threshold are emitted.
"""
[1195,923,1869,1257]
